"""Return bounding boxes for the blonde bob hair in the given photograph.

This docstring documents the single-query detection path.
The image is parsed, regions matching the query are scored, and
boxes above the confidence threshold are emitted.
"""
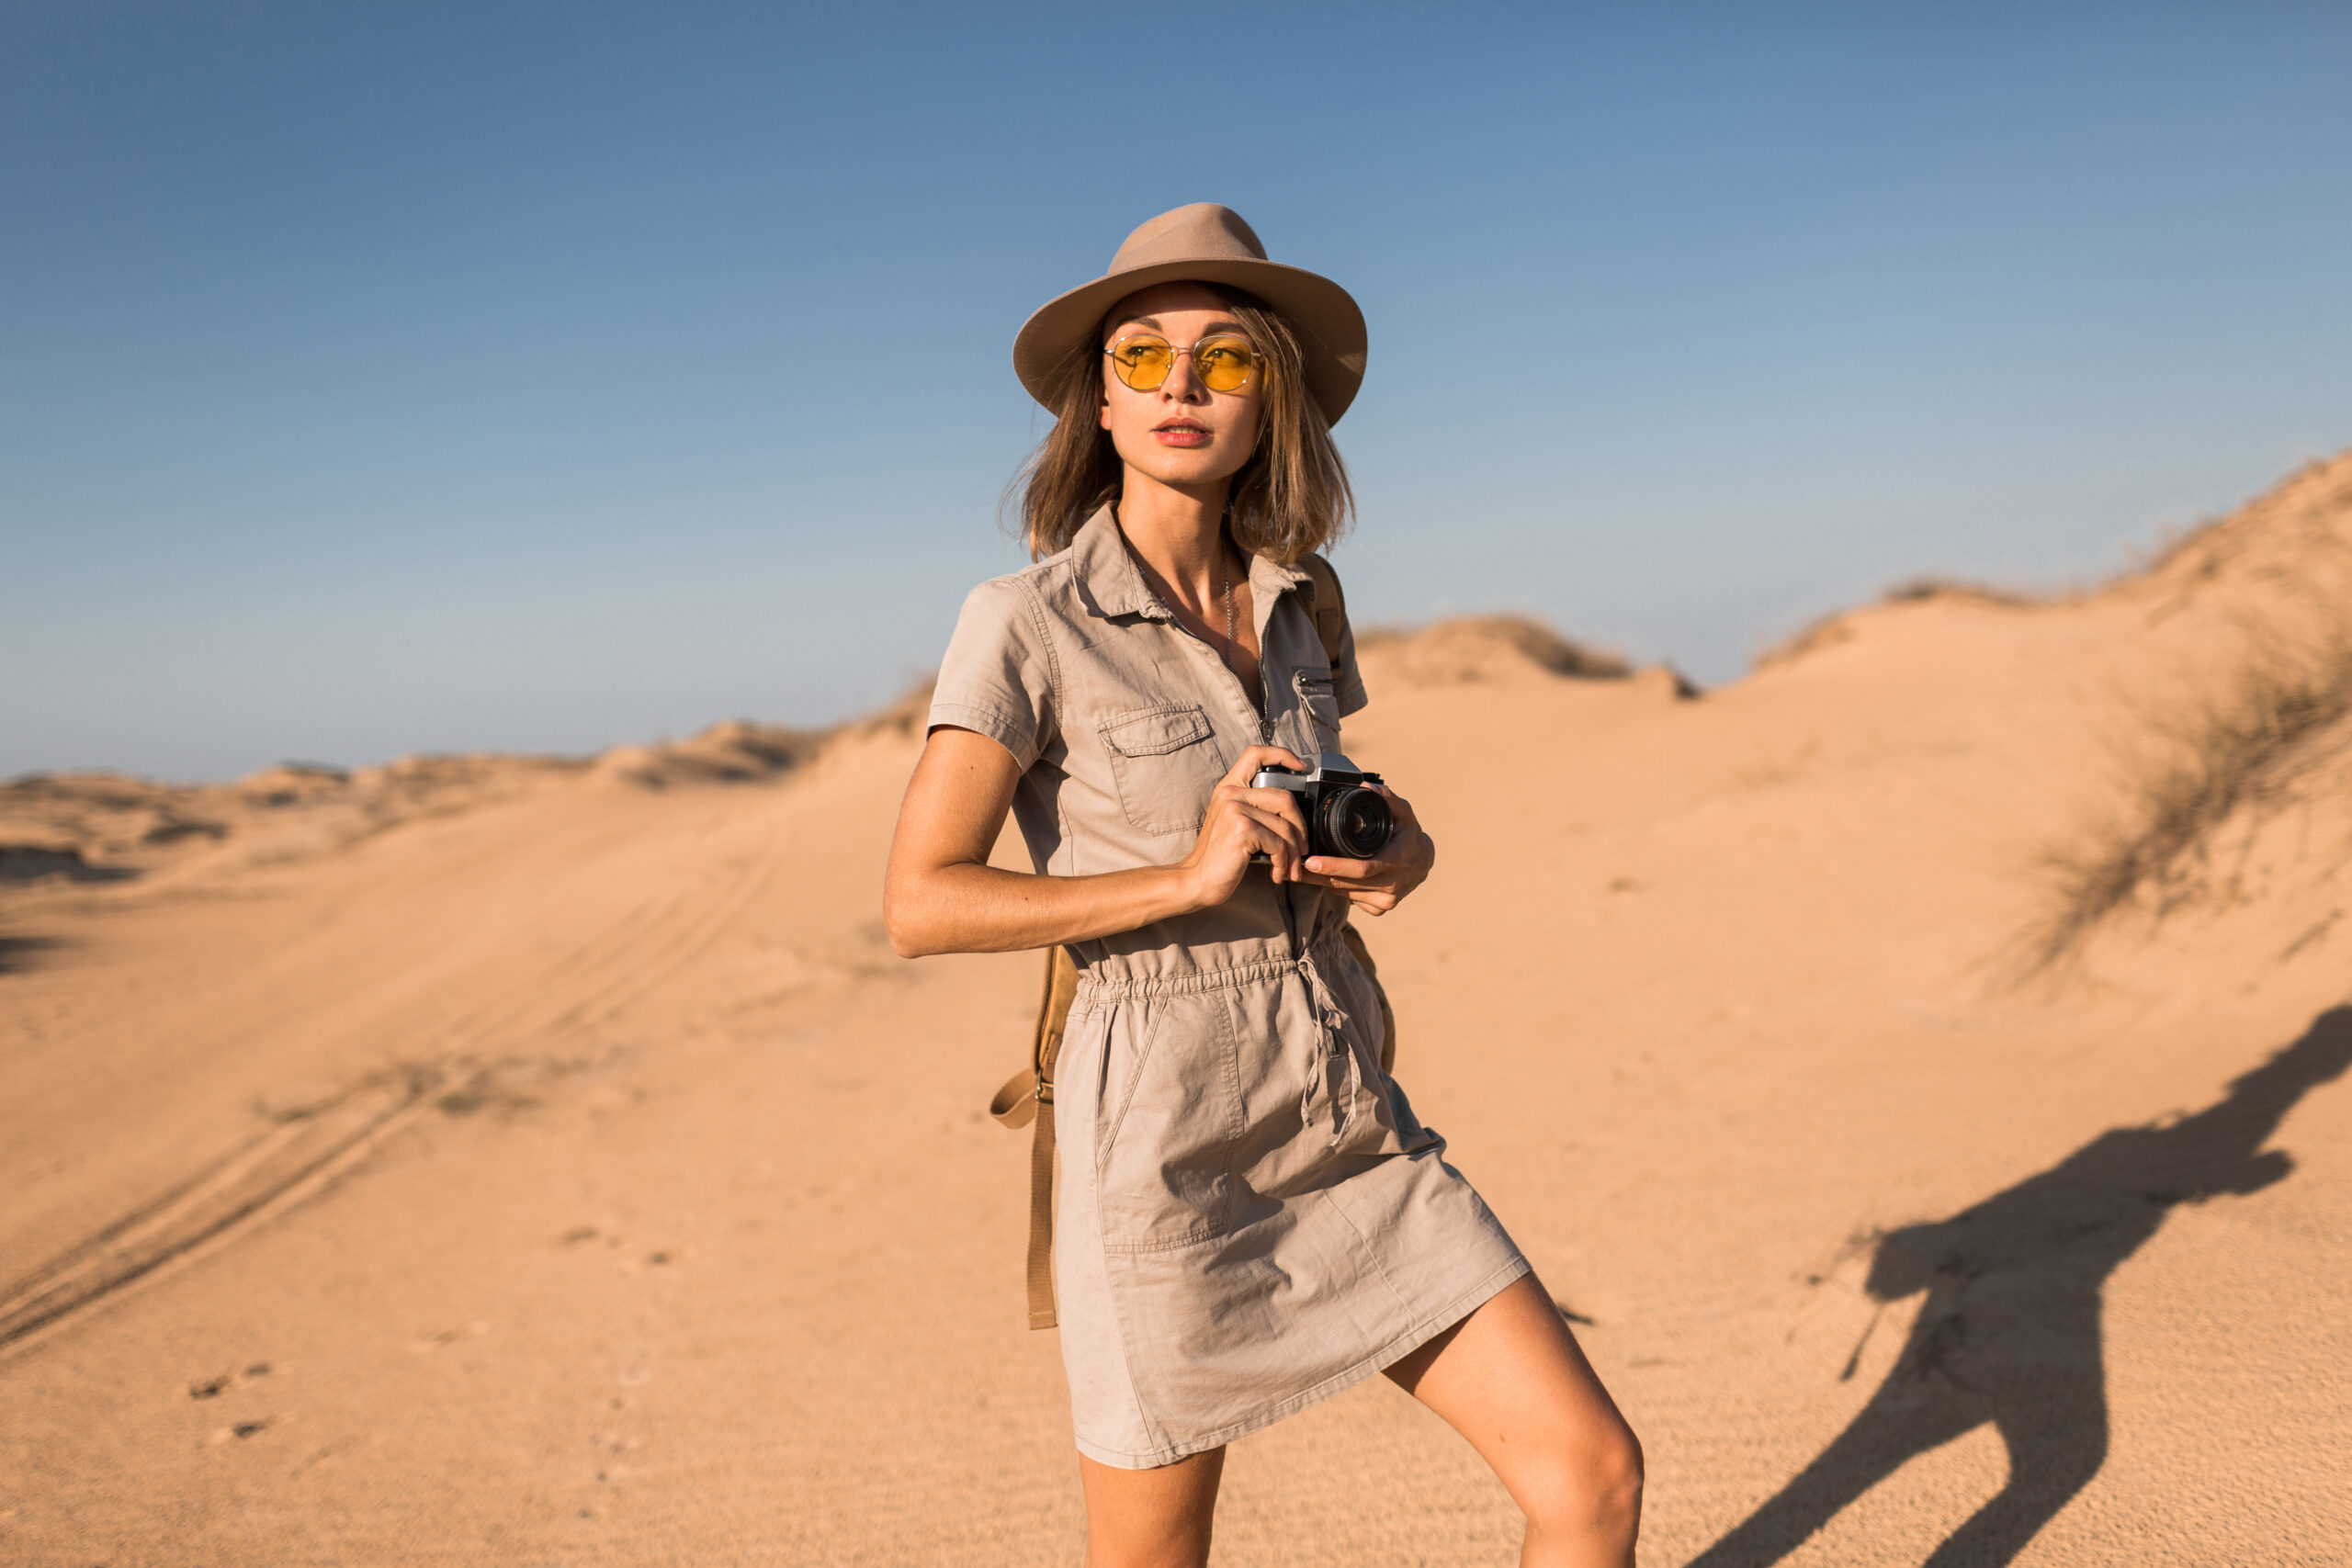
[1012,287,1354,565]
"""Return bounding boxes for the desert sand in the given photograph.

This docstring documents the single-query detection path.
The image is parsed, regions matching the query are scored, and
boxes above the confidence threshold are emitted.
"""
[4,453,2350,1566]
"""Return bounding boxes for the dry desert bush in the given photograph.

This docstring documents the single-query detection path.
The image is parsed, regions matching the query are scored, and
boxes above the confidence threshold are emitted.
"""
[2025,614,2352,976]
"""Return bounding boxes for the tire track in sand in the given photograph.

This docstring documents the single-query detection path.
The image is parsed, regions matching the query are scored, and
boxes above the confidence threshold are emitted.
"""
[0,815,786,1359]
[0,1066,444,1358]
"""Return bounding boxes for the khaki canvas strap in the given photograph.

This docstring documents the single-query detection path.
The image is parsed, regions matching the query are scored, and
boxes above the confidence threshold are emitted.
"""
[1295,552,1349,671]
[989,944,1080,1329]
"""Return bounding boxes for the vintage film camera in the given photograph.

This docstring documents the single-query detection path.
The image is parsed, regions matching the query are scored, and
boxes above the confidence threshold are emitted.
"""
[1250,751,1395,861]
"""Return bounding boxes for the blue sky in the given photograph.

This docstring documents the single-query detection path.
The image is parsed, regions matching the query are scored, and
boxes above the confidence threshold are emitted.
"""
[5,3,2348,781]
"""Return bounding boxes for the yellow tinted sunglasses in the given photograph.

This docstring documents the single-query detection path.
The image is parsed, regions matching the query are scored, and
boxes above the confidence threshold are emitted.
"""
[1103,333,1261,394]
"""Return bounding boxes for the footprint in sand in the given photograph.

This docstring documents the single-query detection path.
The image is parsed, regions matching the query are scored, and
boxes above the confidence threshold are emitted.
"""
[410,1322,489,1352]
[187,1361,271,1399]
[204,1417,273,1447]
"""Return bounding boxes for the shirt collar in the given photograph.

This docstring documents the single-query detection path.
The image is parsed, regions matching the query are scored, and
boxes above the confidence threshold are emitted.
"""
[1069,503,1312,621]
[1069,505,1161,619]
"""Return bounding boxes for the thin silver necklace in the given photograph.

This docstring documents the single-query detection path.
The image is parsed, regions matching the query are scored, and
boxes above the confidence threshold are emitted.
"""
[1221,549,1237,664]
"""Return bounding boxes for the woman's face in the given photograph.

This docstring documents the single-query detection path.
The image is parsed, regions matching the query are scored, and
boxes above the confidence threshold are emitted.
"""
[1097,281,1262,494]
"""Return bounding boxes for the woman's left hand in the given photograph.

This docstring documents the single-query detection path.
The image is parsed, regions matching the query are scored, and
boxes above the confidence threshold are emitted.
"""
[1301,786,1435,916]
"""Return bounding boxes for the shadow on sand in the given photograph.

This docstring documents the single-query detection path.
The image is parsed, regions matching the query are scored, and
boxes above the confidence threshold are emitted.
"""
[0,935,66,976]
[1689,1006,2352,1568]
[0,846,138,885]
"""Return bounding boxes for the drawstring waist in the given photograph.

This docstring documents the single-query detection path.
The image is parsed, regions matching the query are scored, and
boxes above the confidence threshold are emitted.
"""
[1074,931,1364,1147]
[1069,930,1351,1001]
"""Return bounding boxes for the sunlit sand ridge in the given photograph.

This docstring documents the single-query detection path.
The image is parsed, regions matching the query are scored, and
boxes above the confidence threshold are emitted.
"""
[3,453,2349,1565]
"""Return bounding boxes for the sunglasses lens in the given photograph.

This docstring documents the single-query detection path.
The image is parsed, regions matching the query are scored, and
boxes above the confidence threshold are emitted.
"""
[1194,335,1257,393]
[1110,336,1173,390]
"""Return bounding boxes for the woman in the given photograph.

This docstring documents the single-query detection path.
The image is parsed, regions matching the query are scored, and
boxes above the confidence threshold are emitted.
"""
[884,204,1642,1568]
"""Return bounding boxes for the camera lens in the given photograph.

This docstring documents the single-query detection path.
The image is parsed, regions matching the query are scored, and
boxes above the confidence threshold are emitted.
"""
[1318,786,1394,860]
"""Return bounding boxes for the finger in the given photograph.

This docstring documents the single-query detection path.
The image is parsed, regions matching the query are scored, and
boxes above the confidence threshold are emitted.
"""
[1218,745,1308,787]
[1302,855,1379,881]
[1236,813,1309,881]
[1238,816,1306,883]
[1305,873,1394,894]
[1300,863,1400,891]
[1244,785,1309,836]
[1210,782,1306,840]
[1245,744,1307,772]
[1231,793,1309,843]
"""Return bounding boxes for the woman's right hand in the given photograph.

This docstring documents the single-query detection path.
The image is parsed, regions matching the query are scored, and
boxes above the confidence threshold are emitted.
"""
[1179,746,1314,910]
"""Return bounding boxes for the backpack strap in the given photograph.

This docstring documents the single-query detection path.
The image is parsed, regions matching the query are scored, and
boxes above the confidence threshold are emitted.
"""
[988,944,1080,1329]
[1295,553,1349,674]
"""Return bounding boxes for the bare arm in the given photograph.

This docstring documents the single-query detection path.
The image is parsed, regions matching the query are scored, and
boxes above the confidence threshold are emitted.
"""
[882,727,1317,958]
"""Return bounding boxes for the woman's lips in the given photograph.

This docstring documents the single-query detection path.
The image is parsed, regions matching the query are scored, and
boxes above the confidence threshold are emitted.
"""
[1153,423,1210,447]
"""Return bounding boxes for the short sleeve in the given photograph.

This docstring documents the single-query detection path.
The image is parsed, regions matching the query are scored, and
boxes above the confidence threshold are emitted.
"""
[928,576,1058,770]
[1330,610,1369,718]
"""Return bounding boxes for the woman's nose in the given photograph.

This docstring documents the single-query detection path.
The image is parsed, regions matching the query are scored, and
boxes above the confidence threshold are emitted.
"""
[1160,348,1210,401]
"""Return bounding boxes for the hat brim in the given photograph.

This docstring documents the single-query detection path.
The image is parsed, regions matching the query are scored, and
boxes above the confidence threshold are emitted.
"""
[1012,256,1367,425]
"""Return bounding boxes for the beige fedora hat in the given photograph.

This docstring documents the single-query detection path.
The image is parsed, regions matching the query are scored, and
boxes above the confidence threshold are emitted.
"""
[1012,203,1368,424]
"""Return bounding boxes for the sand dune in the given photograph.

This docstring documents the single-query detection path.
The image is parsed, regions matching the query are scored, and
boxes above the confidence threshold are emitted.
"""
[4,454,2350,1565]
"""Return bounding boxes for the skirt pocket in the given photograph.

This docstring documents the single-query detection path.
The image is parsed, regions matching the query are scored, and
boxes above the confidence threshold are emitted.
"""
[1093,991,1243,1254]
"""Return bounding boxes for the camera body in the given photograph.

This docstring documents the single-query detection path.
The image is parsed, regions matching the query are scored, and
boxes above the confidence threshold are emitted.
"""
[1250,751,1395,861]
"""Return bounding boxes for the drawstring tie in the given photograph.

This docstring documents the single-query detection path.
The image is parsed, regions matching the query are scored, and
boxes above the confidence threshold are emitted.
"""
[1295,948,1362,1147]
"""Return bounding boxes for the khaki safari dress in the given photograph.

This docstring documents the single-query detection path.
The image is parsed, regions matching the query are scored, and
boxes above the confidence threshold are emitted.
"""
[930,506,1529,1469]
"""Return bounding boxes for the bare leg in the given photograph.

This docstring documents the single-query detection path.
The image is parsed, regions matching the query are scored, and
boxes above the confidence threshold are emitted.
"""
[1385,1274,1645,1567]
[1077,1445,1226,1568]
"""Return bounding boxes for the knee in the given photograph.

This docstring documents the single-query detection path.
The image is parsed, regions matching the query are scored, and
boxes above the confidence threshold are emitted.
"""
[1591,1424,1646,1539]
[1527,1421,1645,1548]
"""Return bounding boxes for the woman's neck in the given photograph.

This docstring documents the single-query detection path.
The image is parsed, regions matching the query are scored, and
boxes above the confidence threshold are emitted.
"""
[1116,471,1240,616]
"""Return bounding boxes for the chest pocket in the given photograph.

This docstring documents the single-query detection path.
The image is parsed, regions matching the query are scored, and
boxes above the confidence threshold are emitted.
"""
[1099,704,1227,837]
[1294,670,1342,751]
